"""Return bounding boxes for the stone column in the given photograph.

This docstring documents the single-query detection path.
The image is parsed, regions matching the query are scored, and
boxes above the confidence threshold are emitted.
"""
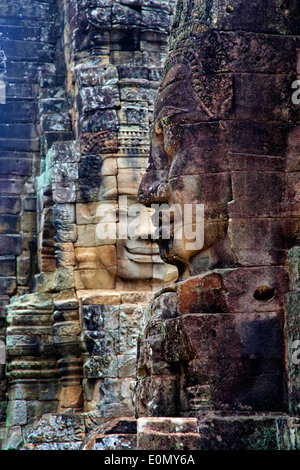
[5,293,60,446]
[62,0,177,420]
[53,297,83,412]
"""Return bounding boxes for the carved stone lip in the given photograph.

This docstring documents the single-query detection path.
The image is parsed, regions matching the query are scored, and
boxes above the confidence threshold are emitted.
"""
[125,240,159,255]
[126,247,154,255]
[124,246,159,263]
[125,251,153,263]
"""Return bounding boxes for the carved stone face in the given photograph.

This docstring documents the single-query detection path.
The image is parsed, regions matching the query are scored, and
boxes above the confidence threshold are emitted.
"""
[75,159,177,290]
[115,165,178,286]
[138,63,233,277]
[116,195,167,283]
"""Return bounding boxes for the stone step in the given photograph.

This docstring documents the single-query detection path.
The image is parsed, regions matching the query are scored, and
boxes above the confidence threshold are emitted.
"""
[86,433,137,451]
[81,417,137,451]
[137,417,200,451]
[0,24,56,44]
[1,39,55,62]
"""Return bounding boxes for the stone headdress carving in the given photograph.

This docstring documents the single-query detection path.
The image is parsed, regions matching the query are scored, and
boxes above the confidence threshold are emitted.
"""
[160,5,232,120]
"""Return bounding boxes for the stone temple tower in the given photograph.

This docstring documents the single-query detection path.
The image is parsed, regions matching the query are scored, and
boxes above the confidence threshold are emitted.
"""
[135,0,300,450]
[0,0,299,451]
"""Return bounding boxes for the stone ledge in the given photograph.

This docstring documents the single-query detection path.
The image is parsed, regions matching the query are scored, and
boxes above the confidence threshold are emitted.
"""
[81,417,137,450]
[77,289,121,306]
[137,417,200,451]
[77,289,154,306]
[136,414,300,450]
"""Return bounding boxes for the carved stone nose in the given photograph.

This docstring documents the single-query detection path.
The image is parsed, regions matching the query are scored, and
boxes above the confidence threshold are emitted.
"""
[138,170,169,206]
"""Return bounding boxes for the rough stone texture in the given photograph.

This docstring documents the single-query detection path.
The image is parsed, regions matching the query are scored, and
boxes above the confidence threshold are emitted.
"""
[0,0,299,453]
[20,413,86,451]
[0,0,176,450]
[135,0,300,450]
[137,417,200,450]
[81,417,137,450]
[196,414,300,451]
[285,247,300,416]
[81,302,144,417]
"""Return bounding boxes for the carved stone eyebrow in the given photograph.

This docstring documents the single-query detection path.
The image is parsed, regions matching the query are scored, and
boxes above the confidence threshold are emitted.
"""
[154,108,192,133]
[156,107,190,122]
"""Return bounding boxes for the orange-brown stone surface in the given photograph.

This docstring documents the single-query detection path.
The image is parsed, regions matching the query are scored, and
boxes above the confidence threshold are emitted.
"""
[135,0,300,449]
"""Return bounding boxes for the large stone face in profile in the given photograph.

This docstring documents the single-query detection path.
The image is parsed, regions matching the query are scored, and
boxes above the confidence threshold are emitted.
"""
[136,0,300,431]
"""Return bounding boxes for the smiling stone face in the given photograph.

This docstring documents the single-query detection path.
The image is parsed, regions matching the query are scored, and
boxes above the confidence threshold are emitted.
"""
[75,161,178,291]
[116,194,176,286]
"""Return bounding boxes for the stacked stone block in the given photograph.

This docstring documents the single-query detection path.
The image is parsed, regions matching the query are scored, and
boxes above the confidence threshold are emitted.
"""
[5,292,60,449]
[1,0,177,449]
[134,0,300,450]
[0,0,68,446]
[81,302,148,417]
[59,0,177,419]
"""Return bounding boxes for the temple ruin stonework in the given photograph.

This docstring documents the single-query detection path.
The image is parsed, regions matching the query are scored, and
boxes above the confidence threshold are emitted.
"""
[0,0,177,450]
[135,0,300,450]
[0,0,299,451]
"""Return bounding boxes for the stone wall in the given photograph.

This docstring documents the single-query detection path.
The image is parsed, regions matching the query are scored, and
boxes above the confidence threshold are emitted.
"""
[0,0,299,452]
[0,0,68,445]
[0,0,176,450]
[134,0,300,449]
